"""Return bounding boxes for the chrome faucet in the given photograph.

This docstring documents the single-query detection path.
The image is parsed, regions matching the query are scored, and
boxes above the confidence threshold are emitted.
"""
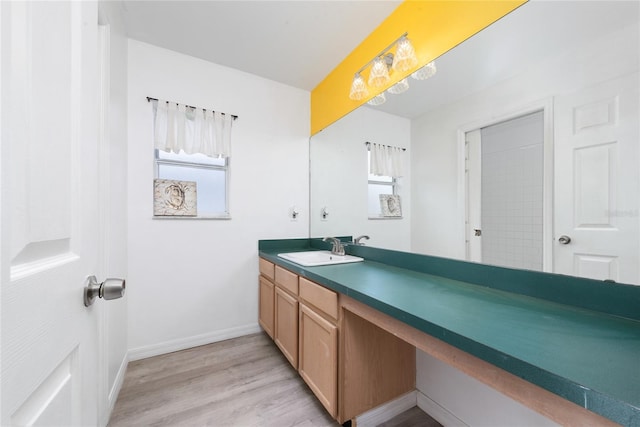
[353,235,370,245]
[323,237,345,256]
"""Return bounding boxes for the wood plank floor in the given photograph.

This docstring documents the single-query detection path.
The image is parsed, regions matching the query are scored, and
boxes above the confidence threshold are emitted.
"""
[378,407,441,427]
[108,332,441,427]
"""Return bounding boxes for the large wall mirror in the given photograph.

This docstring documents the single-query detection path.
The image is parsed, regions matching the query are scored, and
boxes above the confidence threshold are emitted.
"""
[310,1,640,285]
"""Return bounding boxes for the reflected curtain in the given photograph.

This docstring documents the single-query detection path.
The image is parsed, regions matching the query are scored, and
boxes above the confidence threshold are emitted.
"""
[152,99,234,158]
[370,143,405,177]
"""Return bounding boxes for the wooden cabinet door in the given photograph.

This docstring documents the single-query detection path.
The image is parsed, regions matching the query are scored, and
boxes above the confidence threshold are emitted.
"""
[259,276,275,339]
[299,303,338,418]
[275,287,299,368]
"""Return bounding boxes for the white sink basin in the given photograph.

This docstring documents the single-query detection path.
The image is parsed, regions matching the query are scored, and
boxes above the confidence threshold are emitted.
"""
[277,251,364,267]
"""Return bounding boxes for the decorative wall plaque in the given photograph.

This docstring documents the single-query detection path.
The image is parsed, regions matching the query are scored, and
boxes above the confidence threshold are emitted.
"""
[380,194,402,217]
[153,179,197,216]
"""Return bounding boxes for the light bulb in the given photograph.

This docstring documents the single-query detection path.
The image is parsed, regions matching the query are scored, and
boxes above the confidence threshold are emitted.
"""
[367,92,386,106]
[368,57,390,88]
[386,78,409,95]
[349,73,369,101]
[392,36,418,73]
[411,61,437,80]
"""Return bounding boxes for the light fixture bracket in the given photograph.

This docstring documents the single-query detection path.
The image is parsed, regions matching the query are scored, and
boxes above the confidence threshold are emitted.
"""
[383,52,394,68]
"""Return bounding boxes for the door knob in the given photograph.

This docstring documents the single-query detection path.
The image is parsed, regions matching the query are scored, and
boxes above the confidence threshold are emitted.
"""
[558,235,572,245]
[84,275,126,307]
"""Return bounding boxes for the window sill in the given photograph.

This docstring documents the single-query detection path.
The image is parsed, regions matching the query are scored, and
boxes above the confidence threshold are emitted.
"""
[153,215,231,220]
[368,216,403,220]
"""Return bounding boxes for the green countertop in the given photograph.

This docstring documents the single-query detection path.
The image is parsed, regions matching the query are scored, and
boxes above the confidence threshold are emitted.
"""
[258,240,640,426]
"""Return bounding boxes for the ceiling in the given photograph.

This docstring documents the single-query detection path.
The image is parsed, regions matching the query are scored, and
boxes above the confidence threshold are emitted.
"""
[121,0,401,91]
[373,0,640,118]
[121,1,638,120]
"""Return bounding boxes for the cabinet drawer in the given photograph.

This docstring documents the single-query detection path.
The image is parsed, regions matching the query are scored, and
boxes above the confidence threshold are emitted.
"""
[299,277,338,321]
[259,258,275,280]
[275,265,298,295]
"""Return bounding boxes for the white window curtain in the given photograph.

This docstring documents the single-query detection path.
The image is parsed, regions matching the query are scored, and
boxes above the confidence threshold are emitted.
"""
[152,99,234,158]
[370,143,405,178]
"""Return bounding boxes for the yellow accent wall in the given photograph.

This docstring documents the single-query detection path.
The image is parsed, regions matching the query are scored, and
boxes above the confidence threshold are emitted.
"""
[310,0,527,135]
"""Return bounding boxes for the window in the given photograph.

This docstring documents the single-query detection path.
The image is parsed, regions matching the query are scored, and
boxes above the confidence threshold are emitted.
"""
[367,151,397,217]
[155,149,229,218]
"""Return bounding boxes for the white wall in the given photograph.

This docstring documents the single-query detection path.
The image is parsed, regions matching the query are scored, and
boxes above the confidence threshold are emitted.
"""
[127,40,309,359]
[412,21,638,427]
[416,351,559,427]
[310,107,411,251]
[97,2,128,425]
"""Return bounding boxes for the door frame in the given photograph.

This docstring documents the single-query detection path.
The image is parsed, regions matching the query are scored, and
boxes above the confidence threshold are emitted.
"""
[97,20,111,426]
[96,14,128,426]
[457,97,554,272]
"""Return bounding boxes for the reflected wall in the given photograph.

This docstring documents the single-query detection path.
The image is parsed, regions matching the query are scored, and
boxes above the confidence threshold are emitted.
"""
[310,107,411,251]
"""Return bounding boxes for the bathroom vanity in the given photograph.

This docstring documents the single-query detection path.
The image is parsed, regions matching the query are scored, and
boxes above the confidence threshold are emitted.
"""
[258,253,414,420]
[258,239,640,426]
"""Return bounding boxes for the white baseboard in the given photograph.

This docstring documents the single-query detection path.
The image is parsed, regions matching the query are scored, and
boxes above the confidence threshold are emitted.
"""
[127,323,262,361]
[417,391,468,427]
[355,391,417,427]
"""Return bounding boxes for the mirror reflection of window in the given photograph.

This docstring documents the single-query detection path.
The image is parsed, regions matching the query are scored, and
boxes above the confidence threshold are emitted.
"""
[367,151,397,218]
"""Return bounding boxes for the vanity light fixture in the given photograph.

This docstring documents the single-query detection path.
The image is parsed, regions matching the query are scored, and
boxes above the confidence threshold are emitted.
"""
[348,33,436,106]
[349,33,415,103]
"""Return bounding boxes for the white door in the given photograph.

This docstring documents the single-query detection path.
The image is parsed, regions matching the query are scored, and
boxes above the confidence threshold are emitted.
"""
[554,72,639,284]
[2,2,104,425]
